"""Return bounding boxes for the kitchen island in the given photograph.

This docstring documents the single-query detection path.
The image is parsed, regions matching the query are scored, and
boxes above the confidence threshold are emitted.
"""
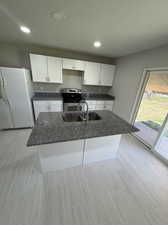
[27,110,138,172]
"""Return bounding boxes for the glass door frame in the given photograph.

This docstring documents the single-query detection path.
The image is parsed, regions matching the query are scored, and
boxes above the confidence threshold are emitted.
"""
[151,113,168,165]
[131,67,168,150]
[131,69,151,148]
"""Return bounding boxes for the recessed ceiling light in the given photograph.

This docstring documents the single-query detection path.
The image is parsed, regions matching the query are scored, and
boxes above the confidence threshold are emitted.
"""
[94,41,101,48]
[20,26,31,34]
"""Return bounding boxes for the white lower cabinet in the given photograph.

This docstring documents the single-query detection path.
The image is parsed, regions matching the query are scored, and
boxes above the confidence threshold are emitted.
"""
[37,135,121,172]
[84,135,121,164]
[38,139,83,172]
[86,100,113,111]
[96,101,104,110]
[86,100,97,110]
[50,101,63,112]
[33,100,113,120]
[104,101,114,111]
[33,100,63,120]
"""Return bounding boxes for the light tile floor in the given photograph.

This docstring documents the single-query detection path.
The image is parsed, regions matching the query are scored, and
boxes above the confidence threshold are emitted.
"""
[0,129,168,225]
[135,121,168,159]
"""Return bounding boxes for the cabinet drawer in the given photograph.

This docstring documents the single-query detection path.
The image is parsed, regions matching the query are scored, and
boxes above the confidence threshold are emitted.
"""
[49,100,62,106]
[86,100,97,105]
[88,105,96,110]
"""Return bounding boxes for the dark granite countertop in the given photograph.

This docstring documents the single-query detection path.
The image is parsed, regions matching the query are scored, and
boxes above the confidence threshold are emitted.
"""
[32,92,62,100]
[32,92,115,101]
[86,93,115,101]
[27,110,138,146]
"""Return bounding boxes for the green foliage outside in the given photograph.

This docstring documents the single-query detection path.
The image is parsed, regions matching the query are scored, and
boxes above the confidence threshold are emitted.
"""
[136,94,168,137]
[136,95,168,125]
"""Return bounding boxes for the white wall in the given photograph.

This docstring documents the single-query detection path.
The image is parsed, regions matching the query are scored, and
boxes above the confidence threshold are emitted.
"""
[112,44,168,122]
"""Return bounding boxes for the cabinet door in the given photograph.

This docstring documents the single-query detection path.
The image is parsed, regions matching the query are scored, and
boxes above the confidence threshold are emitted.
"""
[30,54,48,82]
[63,58,85,71]
[104,101,113,111]
[47,57,63,83]
[33,101,50,119]
[38,139,84,172]
[96,101,104,110]
[83,61,100,85]
[100,64,115,86]
[63,58,75,70]
[50,101,63,112]
[74,60,85,71]
[84,135,121,165]
[86,100,97,110]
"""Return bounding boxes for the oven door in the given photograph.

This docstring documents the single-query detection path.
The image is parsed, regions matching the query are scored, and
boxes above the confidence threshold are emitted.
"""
[63,103,82,112]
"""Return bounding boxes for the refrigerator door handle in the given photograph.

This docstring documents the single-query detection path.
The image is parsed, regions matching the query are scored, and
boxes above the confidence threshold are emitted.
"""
[0,71,5,88]
[0,72,7,102]
[0,71,3,90]
[0,72,5,101]
[0,71,14,127]
[1,73,6,88]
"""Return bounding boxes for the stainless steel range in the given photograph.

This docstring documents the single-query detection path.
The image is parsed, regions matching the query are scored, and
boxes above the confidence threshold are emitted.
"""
[61,88,84,112]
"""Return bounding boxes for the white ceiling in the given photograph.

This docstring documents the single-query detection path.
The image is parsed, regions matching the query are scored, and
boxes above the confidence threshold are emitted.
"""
[1,0,168,57]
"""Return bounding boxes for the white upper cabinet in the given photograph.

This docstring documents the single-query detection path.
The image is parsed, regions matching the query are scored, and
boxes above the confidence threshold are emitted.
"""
[30,54,48,82]
[83,61,101,85]
[100,64,115,86]
[47,56,63,83]
[83,61,115,86]
[30,54,63,83]
[30,53,115,86]
[63,58,85,71]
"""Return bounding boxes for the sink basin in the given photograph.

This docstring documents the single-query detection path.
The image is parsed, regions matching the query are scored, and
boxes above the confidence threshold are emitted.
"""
[62,112,101,122]
[62,112,83,122]
[86,112,101,121]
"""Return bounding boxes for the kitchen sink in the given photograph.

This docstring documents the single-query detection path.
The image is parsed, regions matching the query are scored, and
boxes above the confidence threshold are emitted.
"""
[62,112,83,122]
[87,112,101,121]
[62,112,101,122]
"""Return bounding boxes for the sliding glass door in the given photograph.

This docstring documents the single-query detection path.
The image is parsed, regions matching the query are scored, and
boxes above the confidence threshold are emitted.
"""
[134,71,168,147]
[153,114,168,161]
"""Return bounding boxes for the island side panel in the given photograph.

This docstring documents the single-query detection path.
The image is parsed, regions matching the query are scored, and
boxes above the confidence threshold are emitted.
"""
[37,139,84,172]
[84,135,121,165]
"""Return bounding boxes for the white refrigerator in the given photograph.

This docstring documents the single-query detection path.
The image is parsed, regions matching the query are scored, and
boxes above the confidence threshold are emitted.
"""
[0,67,34,129]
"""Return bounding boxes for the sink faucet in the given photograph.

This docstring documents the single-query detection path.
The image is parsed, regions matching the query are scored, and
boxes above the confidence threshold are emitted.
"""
[79,100,89,121]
